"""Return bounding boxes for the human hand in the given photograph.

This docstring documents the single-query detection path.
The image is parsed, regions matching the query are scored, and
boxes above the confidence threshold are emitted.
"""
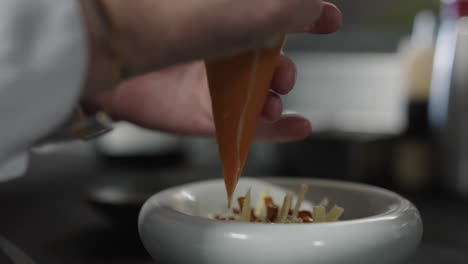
[97,55,309,141]
[82,1,342,142]
[99,0,342,74]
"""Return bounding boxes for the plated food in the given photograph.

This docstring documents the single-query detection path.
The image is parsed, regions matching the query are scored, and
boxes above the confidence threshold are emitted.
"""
[209,184,344,223]
[205,37,285,207]
[138,178,423,264]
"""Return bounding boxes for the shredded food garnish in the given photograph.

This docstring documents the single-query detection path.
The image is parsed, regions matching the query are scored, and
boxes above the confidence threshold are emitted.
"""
[208,184,344,223]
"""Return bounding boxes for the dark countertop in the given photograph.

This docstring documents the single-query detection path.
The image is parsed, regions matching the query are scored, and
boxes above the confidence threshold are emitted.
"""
[0,142,468,263]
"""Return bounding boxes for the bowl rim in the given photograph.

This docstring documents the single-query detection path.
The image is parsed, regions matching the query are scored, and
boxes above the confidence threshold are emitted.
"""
[141,177,417,228]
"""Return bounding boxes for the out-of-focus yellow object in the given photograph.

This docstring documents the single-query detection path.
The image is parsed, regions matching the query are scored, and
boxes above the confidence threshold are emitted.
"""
[400,10,436,102]
[404,46,435,102]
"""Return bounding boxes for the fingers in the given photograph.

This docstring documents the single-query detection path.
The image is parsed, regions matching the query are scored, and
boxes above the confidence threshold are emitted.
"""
[261,92,282,122]
[255,114,311,142]
[102,0,340,75]
[270,54,296,95]
[262,54,296,122]
[302,2,342,34]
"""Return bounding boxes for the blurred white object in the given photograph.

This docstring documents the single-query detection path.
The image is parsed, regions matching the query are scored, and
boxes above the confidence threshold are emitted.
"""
[410,10,437,48]
[285,52,407,136]
[0,0,86,163]
[0,153,28,182]
[95,122,183,156]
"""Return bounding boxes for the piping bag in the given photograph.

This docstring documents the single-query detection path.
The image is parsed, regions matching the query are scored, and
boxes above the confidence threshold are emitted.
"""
[205,36,286,208]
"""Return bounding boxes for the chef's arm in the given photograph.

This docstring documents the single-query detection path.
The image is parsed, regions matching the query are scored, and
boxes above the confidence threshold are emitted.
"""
[0,0,340,181]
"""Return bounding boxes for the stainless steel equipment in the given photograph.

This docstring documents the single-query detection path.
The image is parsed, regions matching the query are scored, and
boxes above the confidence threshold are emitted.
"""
[429,0,468,196]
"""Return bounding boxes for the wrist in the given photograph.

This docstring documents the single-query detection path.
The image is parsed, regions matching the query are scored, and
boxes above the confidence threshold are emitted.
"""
[98,0,144,75]
[79,0,122,109]
[67,0,118,140]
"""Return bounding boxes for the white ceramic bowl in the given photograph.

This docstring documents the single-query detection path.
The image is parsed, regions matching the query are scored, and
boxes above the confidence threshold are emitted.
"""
[139,177,422,264]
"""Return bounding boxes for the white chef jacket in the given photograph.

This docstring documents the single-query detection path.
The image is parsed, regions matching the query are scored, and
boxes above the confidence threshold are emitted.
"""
[0,0,87,180]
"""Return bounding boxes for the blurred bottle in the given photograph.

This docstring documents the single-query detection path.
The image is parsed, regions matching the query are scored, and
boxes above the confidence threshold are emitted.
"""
[429,0,468,196]
[403,10,437,102]
[395,10,435,192]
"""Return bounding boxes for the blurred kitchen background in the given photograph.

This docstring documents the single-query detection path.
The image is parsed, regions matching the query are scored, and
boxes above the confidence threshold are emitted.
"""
[3,0,468,263]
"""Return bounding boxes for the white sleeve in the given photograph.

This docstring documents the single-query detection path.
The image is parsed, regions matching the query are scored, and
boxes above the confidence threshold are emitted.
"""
[0,0,88,165]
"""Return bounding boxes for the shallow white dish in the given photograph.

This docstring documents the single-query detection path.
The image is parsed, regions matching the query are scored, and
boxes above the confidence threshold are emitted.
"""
[139,177,422,264]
